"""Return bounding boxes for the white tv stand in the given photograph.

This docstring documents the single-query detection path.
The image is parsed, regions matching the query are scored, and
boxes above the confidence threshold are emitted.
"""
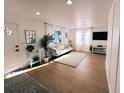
[92,45,106,54]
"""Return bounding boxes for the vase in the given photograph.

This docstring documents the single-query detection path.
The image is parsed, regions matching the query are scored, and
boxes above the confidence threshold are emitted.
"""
[44,57,49,62]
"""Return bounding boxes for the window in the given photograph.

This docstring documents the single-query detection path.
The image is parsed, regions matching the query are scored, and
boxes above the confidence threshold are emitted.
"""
[76,29,91,51]
[54,31,62,44]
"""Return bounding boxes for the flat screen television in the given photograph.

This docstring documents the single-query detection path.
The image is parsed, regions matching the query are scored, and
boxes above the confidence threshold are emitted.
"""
[92,32,108,40]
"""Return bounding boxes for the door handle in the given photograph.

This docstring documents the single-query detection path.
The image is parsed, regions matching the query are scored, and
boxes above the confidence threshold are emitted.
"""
[15,45,19,48]
[15,49,19,52]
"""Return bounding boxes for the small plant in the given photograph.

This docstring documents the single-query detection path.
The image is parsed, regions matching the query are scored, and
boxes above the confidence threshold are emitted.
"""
[40,35,49,58]
[26,45,34,53]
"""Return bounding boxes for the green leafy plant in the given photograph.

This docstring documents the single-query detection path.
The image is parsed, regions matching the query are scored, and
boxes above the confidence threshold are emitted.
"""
[26,45,34,53]
[40,35,49,58]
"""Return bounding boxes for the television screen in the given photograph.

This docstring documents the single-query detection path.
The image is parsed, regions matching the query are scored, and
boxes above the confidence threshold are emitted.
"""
[93,32,108,40]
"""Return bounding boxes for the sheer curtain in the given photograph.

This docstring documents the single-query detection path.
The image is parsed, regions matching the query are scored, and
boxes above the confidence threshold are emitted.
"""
[76,28,91,52]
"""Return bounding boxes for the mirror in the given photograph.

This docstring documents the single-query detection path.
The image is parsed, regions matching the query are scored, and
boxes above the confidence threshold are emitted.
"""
[25,30,36,44]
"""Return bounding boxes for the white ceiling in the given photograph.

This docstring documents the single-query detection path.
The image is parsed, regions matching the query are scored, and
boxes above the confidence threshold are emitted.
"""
[5,0,113,29]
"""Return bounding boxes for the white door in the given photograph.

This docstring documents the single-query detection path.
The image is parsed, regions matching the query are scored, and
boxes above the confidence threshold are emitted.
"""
[109,0,120,92]
[106,0,120,93]
[4,23,21,74]
[105,2,114,84]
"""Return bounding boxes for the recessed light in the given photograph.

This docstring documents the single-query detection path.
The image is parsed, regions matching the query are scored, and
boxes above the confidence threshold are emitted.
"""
[36,12,40,15]
[66,0,72,5]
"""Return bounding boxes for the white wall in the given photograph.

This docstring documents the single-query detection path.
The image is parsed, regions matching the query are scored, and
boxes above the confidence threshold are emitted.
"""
[5,15,45,68]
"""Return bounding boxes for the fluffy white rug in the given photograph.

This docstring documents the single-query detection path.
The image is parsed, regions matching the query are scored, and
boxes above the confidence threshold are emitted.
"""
[54,52,87,67]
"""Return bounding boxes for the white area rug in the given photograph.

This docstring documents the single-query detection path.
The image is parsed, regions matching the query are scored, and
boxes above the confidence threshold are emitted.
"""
[54,52,87,67]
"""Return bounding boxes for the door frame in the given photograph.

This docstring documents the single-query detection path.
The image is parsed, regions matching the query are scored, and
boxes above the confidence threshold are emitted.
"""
[4,23,21,74]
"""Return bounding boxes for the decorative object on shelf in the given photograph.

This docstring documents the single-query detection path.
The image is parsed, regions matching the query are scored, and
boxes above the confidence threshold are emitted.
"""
[40,35,50,62]
[97,45,103,47]
[25,30,36,44]
[26,45,34,53]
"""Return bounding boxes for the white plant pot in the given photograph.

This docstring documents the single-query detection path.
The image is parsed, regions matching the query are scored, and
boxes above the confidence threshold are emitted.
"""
[44,57,49,62]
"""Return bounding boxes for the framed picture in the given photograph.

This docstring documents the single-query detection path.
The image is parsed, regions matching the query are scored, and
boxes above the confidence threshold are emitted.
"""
[24,30,36,44]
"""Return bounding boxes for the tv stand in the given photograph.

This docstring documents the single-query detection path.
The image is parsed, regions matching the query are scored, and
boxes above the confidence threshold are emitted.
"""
[92,45,106,54]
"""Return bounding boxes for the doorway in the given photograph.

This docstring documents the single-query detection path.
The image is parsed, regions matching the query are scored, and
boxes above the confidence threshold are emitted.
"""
[4,23,21,74]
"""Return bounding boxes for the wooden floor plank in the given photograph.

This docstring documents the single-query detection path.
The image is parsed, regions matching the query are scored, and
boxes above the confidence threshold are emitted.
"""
[27,53,109,93]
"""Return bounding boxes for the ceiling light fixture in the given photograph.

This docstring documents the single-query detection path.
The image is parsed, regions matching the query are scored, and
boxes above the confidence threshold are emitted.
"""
[66,0,72,5]
[36,12,40,15]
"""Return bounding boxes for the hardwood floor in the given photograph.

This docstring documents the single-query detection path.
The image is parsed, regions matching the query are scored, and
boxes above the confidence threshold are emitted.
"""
[27,53,109,93]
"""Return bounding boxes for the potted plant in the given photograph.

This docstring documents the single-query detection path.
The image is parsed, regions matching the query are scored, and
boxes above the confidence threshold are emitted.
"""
[40,35,49,62]
[26,45,34,53]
